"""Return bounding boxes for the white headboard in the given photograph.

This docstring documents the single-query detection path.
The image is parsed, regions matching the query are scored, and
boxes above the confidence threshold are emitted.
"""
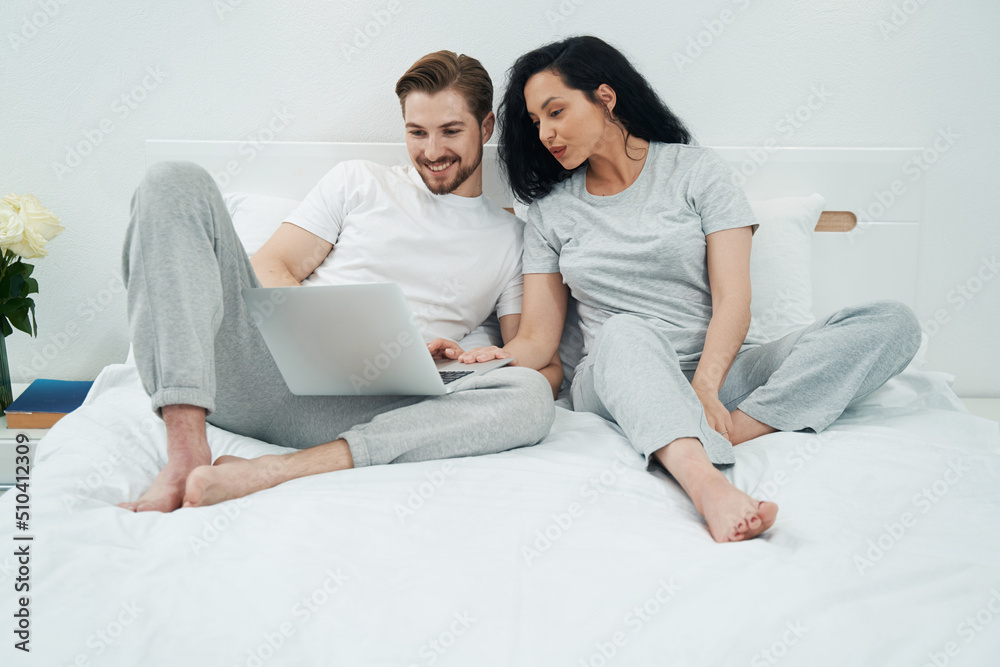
[145,140,922,318]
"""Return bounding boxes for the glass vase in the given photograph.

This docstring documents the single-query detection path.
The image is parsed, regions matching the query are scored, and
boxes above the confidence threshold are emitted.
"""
[0,334,12,415]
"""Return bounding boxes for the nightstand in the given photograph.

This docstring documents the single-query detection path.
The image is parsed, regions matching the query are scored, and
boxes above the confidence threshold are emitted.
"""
[1,384,49,495]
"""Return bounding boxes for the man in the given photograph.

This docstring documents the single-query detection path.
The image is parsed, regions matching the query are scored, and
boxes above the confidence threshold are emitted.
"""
[118,51,560,513]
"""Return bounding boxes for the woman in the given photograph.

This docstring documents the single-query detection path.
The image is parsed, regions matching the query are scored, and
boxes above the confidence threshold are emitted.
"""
[446,36,922,542]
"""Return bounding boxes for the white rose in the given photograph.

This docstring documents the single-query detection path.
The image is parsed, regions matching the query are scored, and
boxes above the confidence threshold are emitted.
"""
[8,224,49,259]
[1,193,64,259]
[0,200,25,248]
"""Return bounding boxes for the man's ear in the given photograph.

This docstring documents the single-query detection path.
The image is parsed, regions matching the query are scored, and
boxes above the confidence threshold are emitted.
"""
[595,83,617,118]
[481,111,496,144]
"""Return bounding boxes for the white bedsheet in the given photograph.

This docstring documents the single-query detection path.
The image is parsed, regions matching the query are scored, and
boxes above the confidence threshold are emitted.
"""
[2,360,999,667]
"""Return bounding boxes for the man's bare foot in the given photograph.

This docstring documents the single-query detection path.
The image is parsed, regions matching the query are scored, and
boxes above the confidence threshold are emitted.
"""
[182,455,283,507]
[182,438,354,507]
[654,436,777,542]
[729,409,778,446]
[117,447,210,512]
[118,404,211,513]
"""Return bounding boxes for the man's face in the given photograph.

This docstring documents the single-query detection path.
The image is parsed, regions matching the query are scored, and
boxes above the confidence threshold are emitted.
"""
[403,87,494,198]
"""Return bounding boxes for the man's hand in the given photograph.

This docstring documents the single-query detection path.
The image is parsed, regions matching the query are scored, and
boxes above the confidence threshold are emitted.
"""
[427,338,464,361]
[457,346,514,364]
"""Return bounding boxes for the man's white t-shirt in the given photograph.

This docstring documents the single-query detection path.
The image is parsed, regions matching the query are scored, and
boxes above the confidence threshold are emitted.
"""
[284,160,524,343]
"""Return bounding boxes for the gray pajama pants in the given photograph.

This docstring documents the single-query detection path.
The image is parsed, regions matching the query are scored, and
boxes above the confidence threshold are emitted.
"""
[572,303,922,467]
[120,161,555,467]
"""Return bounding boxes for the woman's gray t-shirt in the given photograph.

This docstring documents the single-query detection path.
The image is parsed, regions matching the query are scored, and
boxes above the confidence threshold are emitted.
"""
[523,142,767,371]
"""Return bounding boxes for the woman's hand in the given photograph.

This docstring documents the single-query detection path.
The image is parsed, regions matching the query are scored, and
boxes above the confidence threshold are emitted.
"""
[457,346,514,364]
[693,387,733,443]
[427,338,464,361]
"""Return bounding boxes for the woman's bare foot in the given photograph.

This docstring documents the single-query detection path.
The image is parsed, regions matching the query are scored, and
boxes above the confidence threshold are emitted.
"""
[654,437,778,542]
[118,404,211,513]
[692,471,779,542]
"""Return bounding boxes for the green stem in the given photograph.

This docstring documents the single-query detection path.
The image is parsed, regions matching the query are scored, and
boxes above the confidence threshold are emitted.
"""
[0,249,8,297]
[0,248,11,275]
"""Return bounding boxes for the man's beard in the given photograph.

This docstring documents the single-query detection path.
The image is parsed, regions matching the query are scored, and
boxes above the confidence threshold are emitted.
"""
[419,144,483,195]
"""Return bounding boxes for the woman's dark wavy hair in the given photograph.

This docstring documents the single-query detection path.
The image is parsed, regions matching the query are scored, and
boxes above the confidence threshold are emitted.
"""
[498,35,695,204]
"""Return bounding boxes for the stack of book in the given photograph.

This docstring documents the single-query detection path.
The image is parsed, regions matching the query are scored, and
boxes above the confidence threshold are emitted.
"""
[4,378,94,428]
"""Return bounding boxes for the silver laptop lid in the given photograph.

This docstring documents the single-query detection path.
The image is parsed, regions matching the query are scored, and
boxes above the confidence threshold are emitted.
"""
[243,283,450,396]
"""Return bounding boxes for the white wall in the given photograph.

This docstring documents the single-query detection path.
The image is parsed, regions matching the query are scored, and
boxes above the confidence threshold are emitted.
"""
[1,0,997,395]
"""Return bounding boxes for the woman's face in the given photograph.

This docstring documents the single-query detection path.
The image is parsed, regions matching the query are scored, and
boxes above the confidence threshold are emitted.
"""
[523,70,609,170]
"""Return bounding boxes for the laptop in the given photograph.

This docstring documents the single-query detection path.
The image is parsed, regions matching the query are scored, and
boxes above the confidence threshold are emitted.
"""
[242,283,512,396]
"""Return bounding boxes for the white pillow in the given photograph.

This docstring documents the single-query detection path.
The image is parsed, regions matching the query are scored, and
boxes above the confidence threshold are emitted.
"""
[223,192,301,256]
[748,193,826,341]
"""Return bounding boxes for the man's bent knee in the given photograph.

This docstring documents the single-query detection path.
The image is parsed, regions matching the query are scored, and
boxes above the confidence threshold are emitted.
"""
[141,160,215,190]
[134,161,220,212]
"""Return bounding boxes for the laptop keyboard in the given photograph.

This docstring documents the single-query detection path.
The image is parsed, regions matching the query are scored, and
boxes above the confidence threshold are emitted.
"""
[439,370,475,385]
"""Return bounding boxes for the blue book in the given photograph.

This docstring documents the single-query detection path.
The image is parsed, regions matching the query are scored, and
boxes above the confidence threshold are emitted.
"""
[5,379,94,428]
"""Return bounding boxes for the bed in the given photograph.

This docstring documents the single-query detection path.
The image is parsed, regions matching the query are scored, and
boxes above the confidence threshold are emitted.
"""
[2,142,998,666]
